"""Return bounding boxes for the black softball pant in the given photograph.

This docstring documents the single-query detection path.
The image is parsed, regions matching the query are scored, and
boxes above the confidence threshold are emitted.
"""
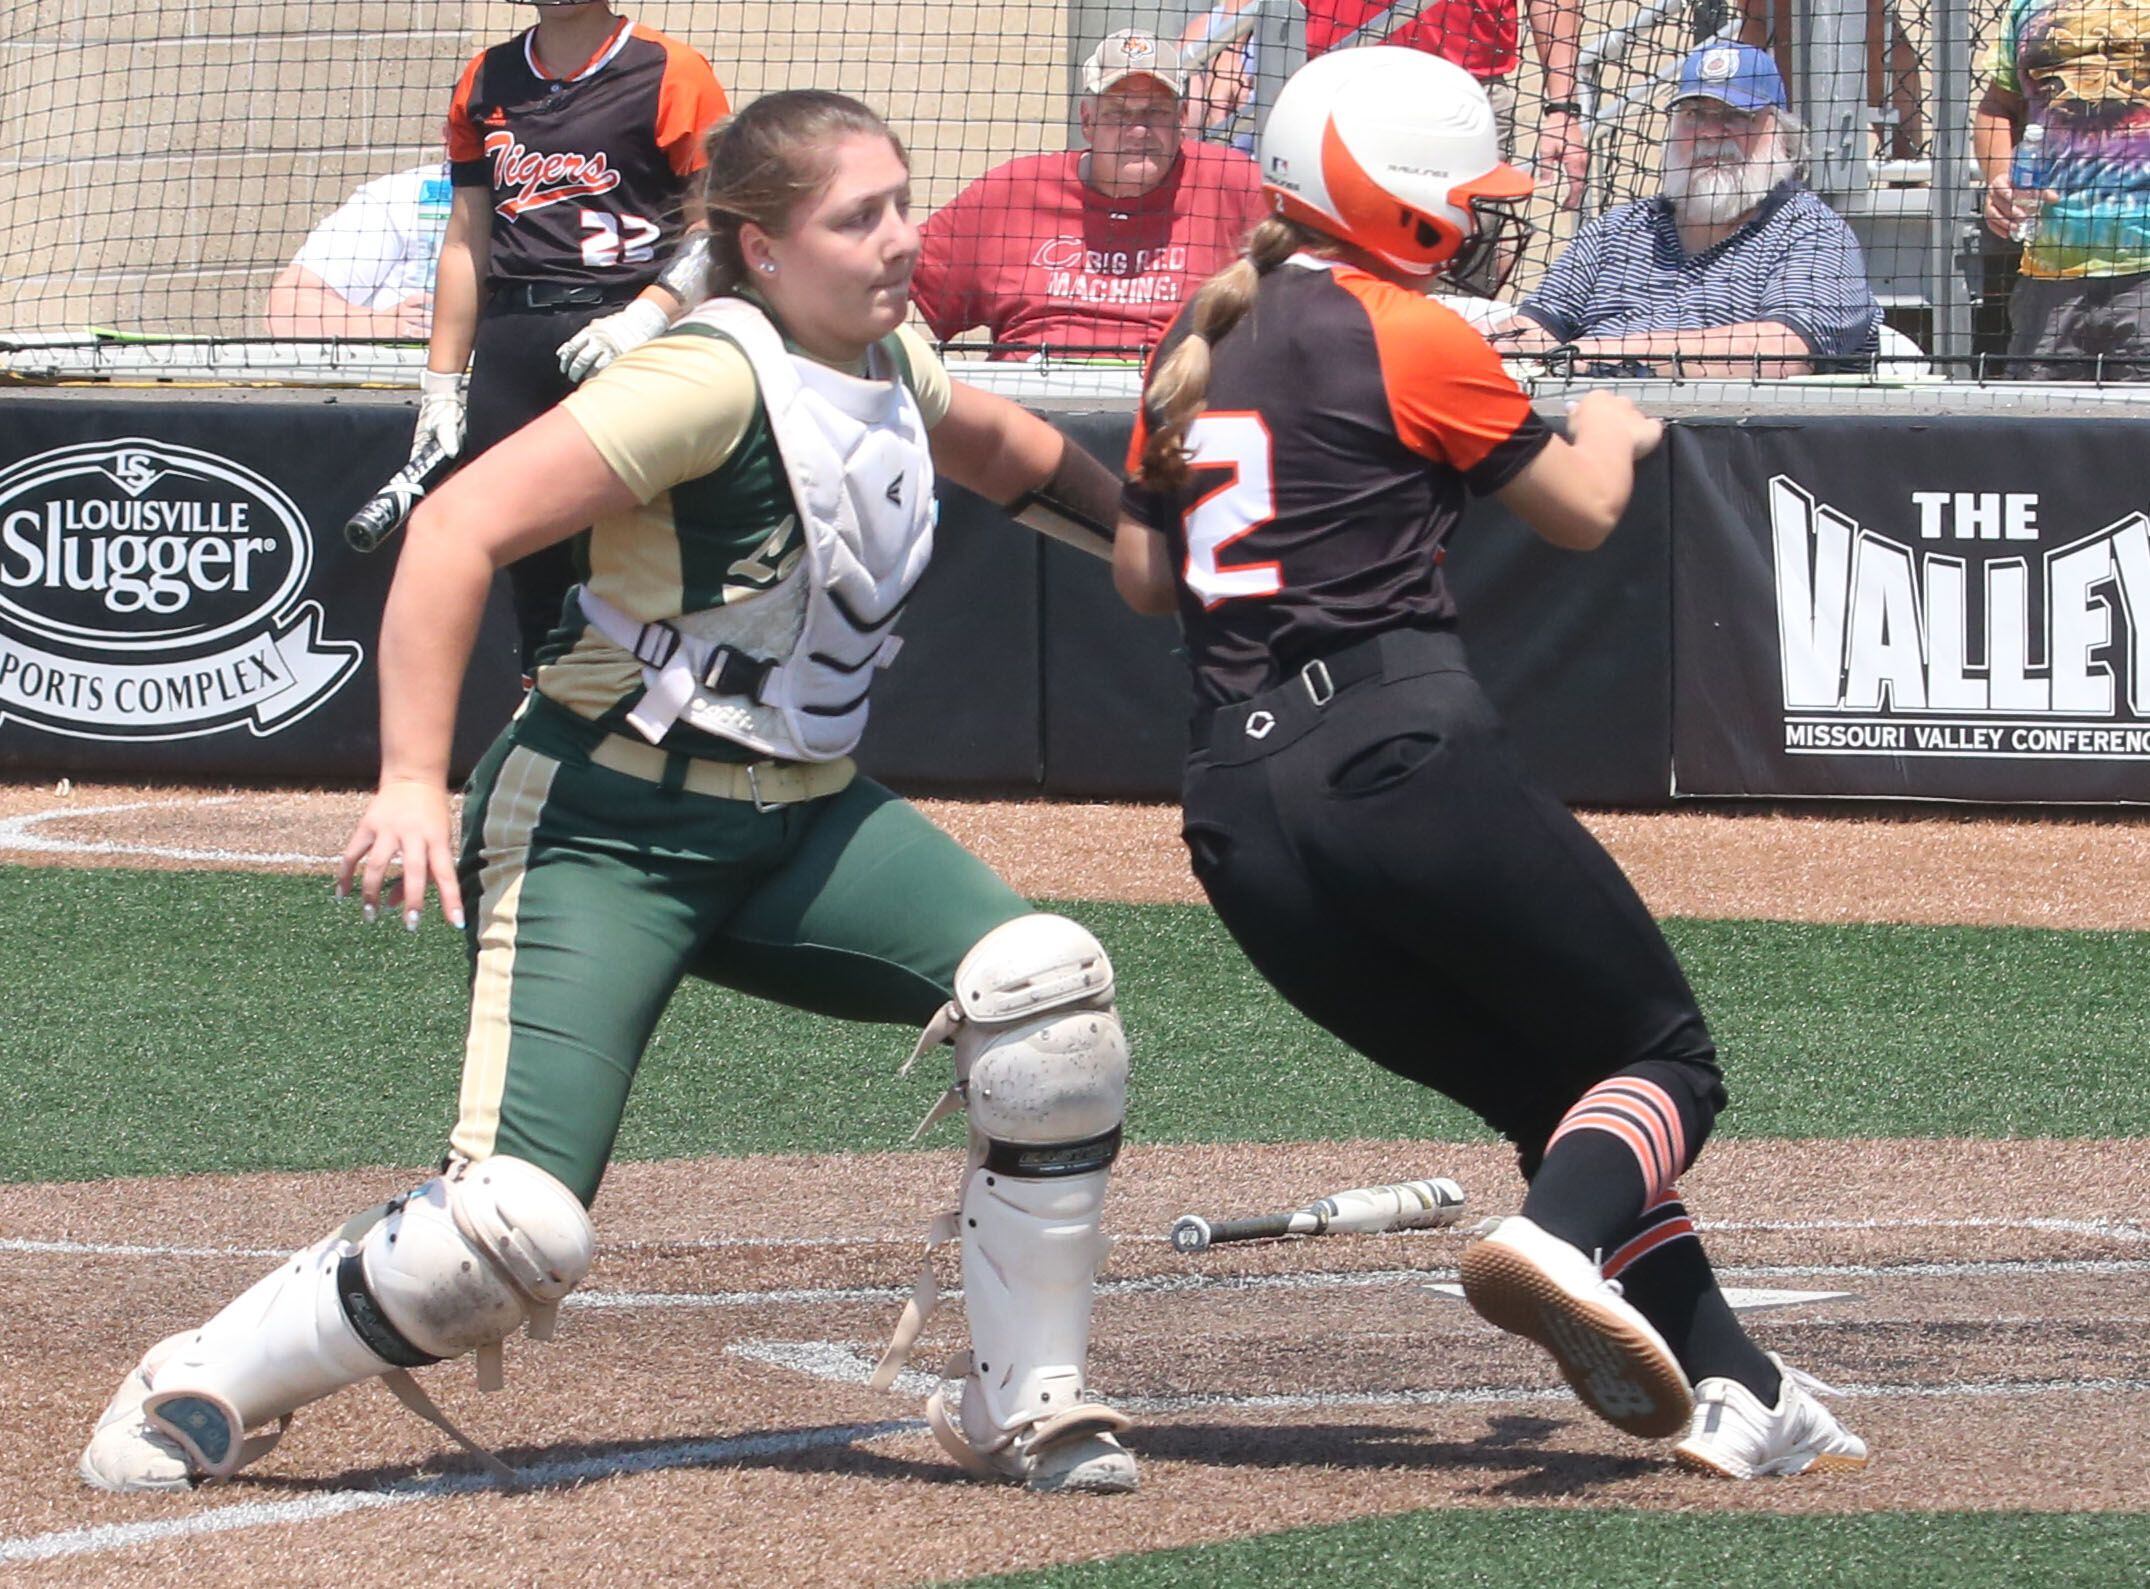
[1179,627,1725,1167]
[465,299,613,671]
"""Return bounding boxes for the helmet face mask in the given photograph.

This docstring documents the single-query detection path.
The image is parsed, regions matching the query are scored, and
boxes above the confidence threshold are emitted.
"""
[1441,195,1532,298]
[1260,47,1533,285]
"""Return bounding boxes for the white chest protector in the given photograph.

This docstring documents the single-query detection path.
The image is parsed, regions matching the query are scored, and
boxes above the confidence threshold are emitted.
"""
[579,298,938,762]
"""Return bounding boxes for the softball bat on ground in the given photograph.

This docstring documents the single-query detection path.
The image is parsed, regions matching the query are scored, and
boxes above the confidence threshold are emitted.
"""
[1169,1176,1468,1253]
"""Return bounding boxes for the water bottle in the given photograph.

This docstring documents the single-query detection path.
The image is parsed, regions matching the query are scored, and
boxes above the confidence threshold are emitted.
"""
[417,168,454,269]
[2010,122,2048,244]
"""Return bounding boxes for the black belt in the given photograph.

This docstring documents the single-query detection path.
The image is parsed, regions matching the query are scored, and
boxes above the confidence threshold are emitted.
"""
[1191,627,1467,760]
[490,280,644,312]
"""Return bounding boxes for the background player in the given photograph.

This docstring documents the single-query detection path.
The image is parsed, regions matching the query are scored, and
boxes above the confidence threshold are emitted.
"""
[1114,47,1870,1480]
[81,89,1138,1500]
[414,0,728,674]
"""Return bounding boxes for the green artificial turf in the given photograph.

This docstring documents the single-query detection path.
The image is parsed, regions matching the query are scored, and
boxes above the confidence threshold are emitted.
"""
[951,1508,2150,1588]
[5,865,2147,1182]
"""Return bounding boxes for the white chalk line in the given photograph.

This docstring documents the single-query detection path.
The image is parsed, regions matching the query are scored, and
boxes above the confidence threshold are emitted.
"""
[10,1238,2150,1310]
[0,798,339,867]
[0,1235,914,1260]
[0,1239,292,1260]
[7,1212,2143,1267]
[557,1256,2150,1311]
[1725,1258,2150,1280]
[18,1348,2147,1572]
[0,1419,916,1567]
[728,1339,2150,1417]
[1720,1216,2150,1245]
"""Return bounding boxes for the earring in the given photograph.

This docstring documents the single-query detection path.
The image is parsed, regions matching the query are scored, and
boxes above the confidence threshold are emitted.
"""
[758,261,777,275]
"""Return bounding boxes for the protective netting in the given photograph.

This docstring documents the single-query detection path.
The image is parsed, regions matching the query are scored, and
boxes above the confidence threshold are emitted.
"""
[2,1,2139,381]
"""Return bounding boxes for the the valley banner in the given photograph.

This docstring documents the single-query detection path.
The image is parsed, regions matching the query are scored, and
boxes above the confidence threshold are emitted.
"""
[1671,416,2150,802]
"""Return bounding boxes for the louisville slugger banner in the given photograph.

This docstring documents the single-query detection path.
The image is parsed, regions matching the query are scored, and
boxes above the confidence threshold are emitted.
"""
[0,438,360,739]
[1670,417,2150,801]
[0,396,521,780]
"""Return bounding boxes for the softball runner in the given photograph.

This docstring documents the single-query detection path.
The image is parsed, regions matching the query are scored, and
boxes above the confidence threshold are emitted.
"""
[416,1,728,672]
[1114,47,1869,1480]
[82,91,1138,1499]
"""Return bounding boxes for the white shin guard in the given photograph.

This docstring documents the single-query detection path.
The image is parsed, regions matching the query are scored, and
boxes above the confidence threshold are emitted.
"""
[954,1161,1115,1449]
[141,1231,401,1478]
[137,1156,593,1480]
[877,914,1130,1482]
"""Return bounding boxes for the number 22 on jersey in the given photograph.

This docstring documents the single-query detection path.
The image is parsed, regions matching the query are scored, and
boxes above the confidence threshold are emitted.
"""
[1182,413,1282,610]
[579,208,663,267]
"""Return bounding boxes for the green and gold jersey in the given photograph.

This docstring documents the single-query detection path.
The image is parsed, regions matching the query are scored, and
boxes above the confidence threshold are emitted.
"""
[543,316,952,758]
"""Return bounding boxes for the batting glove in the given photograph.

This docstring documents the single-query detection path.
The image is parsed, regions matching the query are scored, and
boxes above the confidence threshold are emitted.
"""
[412,367,467,462]
[557,298,670,382]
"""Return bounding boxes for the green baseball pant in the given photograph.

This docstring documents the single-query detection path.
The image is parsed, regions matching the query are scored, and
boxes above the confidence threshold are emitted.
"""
[448,697,1030,1204]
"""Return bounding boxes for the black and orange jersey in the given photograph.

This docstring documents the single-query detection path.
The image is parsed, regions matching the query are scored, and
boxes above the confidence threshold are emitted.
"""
[446,20,727,290]
[1123,258,1550,708]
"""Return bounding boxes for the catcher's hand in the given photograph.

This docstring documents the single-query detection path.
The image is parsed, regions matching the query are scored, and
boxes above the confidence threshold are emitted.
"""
[336,777,464,931]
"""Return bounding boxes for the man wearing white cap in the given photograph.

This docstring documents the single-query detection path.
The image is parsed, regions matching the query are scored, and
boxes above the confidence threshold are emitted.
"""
[1492,42,1878,377]
[910,28,1267,360]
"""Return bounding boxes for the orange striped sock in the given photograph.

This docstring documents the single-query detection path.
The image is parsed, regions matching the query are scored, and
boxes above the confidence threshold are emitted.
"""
[1542,1075,1689,1209]
[1601,1192,1696,1281]
[1597,1191,1778,1397]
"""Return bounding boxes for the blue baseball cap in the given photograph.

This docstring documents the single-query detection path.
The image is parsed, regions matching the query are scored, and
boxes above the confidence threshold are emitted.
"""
[1671,42,1787,112]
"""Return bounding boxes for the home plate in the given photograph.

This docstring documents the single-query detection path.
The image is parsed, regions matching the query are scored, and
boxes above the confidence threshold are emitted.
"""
[1423,1282,1851,1311]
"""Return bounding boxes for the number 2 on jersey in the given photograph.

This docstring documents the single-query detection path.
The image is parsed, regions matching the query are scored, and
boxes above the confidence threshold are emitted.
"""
[1182,413,1282,609]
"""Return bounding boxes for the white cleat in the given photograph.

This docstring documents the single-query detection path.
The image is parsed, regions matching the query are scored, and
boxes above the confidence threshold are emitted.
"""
[78,1335,200,1493]
[77,1333,286,1494]
[1459,1215,1693,1439]
[1021,1426,1139,1495]
[928,1389,1139,1494]
[1674,1353,1871,1479]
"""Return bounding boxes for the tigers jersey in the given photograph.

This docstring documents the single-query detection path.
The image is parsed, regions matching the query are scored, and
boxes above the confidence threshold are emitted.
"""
[446,19,727,289]
[1123,257,1550,707]
[544,319,952,756]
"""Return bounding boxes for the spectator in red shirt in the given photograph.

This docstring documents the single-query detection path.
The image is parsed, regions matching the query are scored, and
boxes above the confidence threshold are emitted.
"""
[1180,0,1588,212]
[909,29,1269,361]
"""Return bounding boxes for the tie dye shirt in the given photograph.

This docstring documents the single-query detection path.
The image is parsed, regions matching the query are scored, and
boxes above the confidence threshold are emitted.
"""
[1991,0,2150,277]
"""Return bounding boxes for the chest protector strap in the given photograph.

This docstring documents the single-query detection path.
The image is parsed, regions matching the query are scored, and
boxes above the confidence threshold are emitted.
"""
[582,299,938,757]
[578,588,780,743]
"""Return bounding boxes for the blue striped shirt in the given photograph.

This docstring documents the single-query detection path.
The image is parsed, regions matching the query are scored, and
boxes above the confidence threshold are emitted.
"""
[1519,183,1880,365]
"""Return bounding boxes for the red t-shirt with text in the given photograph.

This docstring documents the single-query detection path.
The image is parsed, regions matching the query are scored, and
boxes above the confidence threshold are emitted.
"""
[910,143,1268,360]
[1304,0,1517,80]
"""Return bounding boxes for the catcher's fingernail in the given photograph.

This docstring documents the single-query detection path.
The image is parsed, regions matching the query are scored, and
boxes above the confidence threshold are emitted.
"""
[405,910,421,932]
[449,910,467,929]
[362,904,377,924]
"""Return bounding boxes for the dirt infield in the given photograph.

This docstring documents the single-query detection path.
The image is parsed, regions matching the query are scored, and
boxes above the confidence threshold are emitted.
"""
[6,1141,2149,1582]
[4,782,2149,1581]
[7,777,2150,927]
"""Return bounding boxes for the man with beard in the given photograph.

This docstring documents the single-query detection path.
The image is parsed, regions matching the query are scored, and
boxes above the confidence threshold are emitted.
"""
[1493,42,1880,377]
[909,29,1267,361]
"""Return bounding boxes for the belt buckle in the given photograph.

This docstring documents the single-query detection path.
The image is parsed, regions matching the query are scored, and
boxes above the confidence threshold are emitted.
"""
[1301,658,1336,707]
[746,762,778,814]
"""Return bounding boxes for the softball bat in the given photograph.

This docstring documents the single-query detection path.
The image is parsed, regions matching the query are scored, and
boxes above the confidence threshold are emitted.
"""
[1169,1176,1467,1253]
[344,434,454,552]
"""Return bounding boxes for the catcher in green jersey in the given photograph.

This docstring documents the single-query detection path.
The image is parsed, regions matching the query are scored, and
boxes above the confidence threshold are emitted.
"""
[81,90,1137,1500]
